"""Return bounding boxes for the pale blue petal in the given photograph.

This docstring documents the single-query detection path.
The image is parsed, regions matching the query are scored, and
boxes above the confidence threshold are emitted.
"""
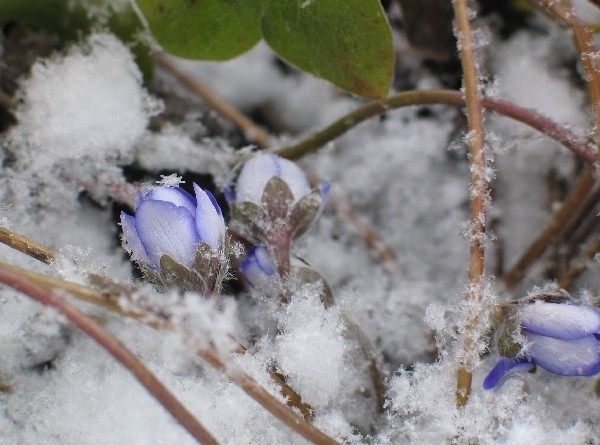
[527,332,600,376]
[278,156,310,202]
[241,246,275,289]
[145,186,196,215]
[135,200,200,270]
[483,357,534,389]
[194,184,225,250]
[520,302,600,340]
[120,212,151,265]
[236,153,280,203]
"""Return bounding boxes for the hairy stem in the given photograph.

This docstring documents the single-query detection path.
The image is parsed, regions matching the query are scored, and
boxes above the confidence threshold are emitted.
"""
[0,263,221,445]
[452,0,489,408]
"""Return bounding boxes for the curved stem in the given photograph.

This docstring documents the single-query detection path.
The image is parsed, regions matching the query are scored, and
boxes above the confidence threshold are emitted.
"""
[275,90,597,166]
[531,0,600,155]
[0,263,220,445]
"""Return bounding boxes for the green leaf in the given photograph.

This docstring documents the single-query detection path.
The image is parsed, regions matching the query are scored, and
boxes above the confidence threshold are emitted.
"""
[261,0,394,99]
[135,0,262,60]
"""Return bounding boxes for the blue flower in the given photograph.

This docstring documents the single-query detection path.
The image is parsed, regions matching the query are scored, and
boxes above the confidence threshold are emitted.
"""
[120,184,225,273]
[483,301,600,389]
[240,246,276,290]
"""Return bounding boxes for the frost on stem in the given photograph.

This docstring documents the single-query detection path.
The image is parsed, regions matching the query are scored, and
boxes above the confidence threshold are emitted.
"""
[452,279,499,398]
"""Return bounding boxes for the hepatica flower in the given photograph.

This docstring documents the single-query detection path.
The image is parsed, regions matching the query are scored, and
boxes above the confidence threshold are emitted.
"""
[120,183,227,295]
[483,301,600,389]
[230,153,328,277]
[240,245,276,292]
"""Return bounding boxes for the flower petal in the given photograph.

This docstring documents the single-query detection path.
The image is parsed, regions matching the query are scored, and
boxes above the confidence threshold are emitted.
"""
[278,156,310,202]
[135,200,200,270]
[520,302,600,340]
[236,153,280,203]
[145,186,196,215]
[120,212,151,265]
[483,357,534,389]
[241,246,275,289]
[194,184,225,250]
[526,332,600,376]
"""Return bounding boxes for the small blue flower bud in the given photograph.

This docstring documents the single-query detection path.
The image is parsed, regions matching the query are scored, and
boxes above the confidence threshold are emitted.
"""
[484,301,600,389]
[240,246,276,290]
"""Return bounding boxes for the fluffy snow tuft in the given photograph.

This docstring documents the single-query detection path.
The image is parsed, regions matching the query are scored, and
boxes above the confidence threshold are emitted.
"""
[7,32,162,171]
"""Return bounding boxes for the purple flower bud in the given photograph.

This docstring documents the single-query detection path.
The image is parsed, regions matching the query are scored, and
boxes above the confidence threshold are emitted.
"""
[484,302,600,389]
[120,184,225,273]
[240,246,276,290]
[235,153,310,205]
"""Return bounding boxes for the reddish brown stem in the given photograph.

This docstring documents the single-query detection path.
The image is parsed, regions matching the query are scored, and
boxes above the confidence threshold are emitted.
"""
[531,0,600,154]
[0,263,220,445]
[276,90,596,166]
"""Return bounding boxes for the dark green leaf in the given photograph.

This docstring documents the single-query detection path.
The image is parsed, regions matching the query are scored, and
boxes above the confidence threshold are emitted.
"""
[135,0,262,60]
[261,0,394,99]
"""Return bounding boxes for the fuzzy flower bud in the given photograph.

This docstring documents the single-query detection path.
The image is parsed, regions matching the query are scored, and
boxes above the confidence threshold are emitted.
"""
[230,153,328,244]
[240,246,277,292]
[483,300,600,389]
[120,183,227,295]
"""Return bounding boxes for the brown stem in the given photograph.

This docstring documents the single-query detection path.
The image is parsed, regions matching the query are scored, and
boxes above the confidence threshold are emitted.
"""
[502,167,596,288]
[558,236,600,290]
[452,0,489,408]
[1,258,318,423]
[531,0,600,154]
[0,226,56,264]
[0,263,220,445]
[154,53,270,149]
[275,90,597,166]
[197,348,339,445]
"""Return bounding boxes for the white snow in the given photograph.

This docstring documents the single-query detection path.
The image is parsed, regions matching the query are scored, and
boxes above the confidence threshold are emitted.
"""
[0,9,598,445]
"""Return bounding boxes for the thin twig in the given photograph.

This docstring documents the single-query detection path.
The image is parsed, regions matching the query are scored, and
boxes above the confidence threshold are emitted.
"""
[558,236,600,289]
[502,166,596,288]
[531,0,600,154]
[0,258,318,425]
[0,226,56,264]
[0,263,221,445]
[275,90,597,165]
[154,53,271,148]
[197,348,339,445]
[452,0,489,408]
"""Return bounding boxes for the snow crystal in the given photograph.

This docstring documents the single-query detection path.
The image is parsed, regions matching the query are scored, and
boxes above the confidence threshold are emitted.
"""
[275,286,346,408]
